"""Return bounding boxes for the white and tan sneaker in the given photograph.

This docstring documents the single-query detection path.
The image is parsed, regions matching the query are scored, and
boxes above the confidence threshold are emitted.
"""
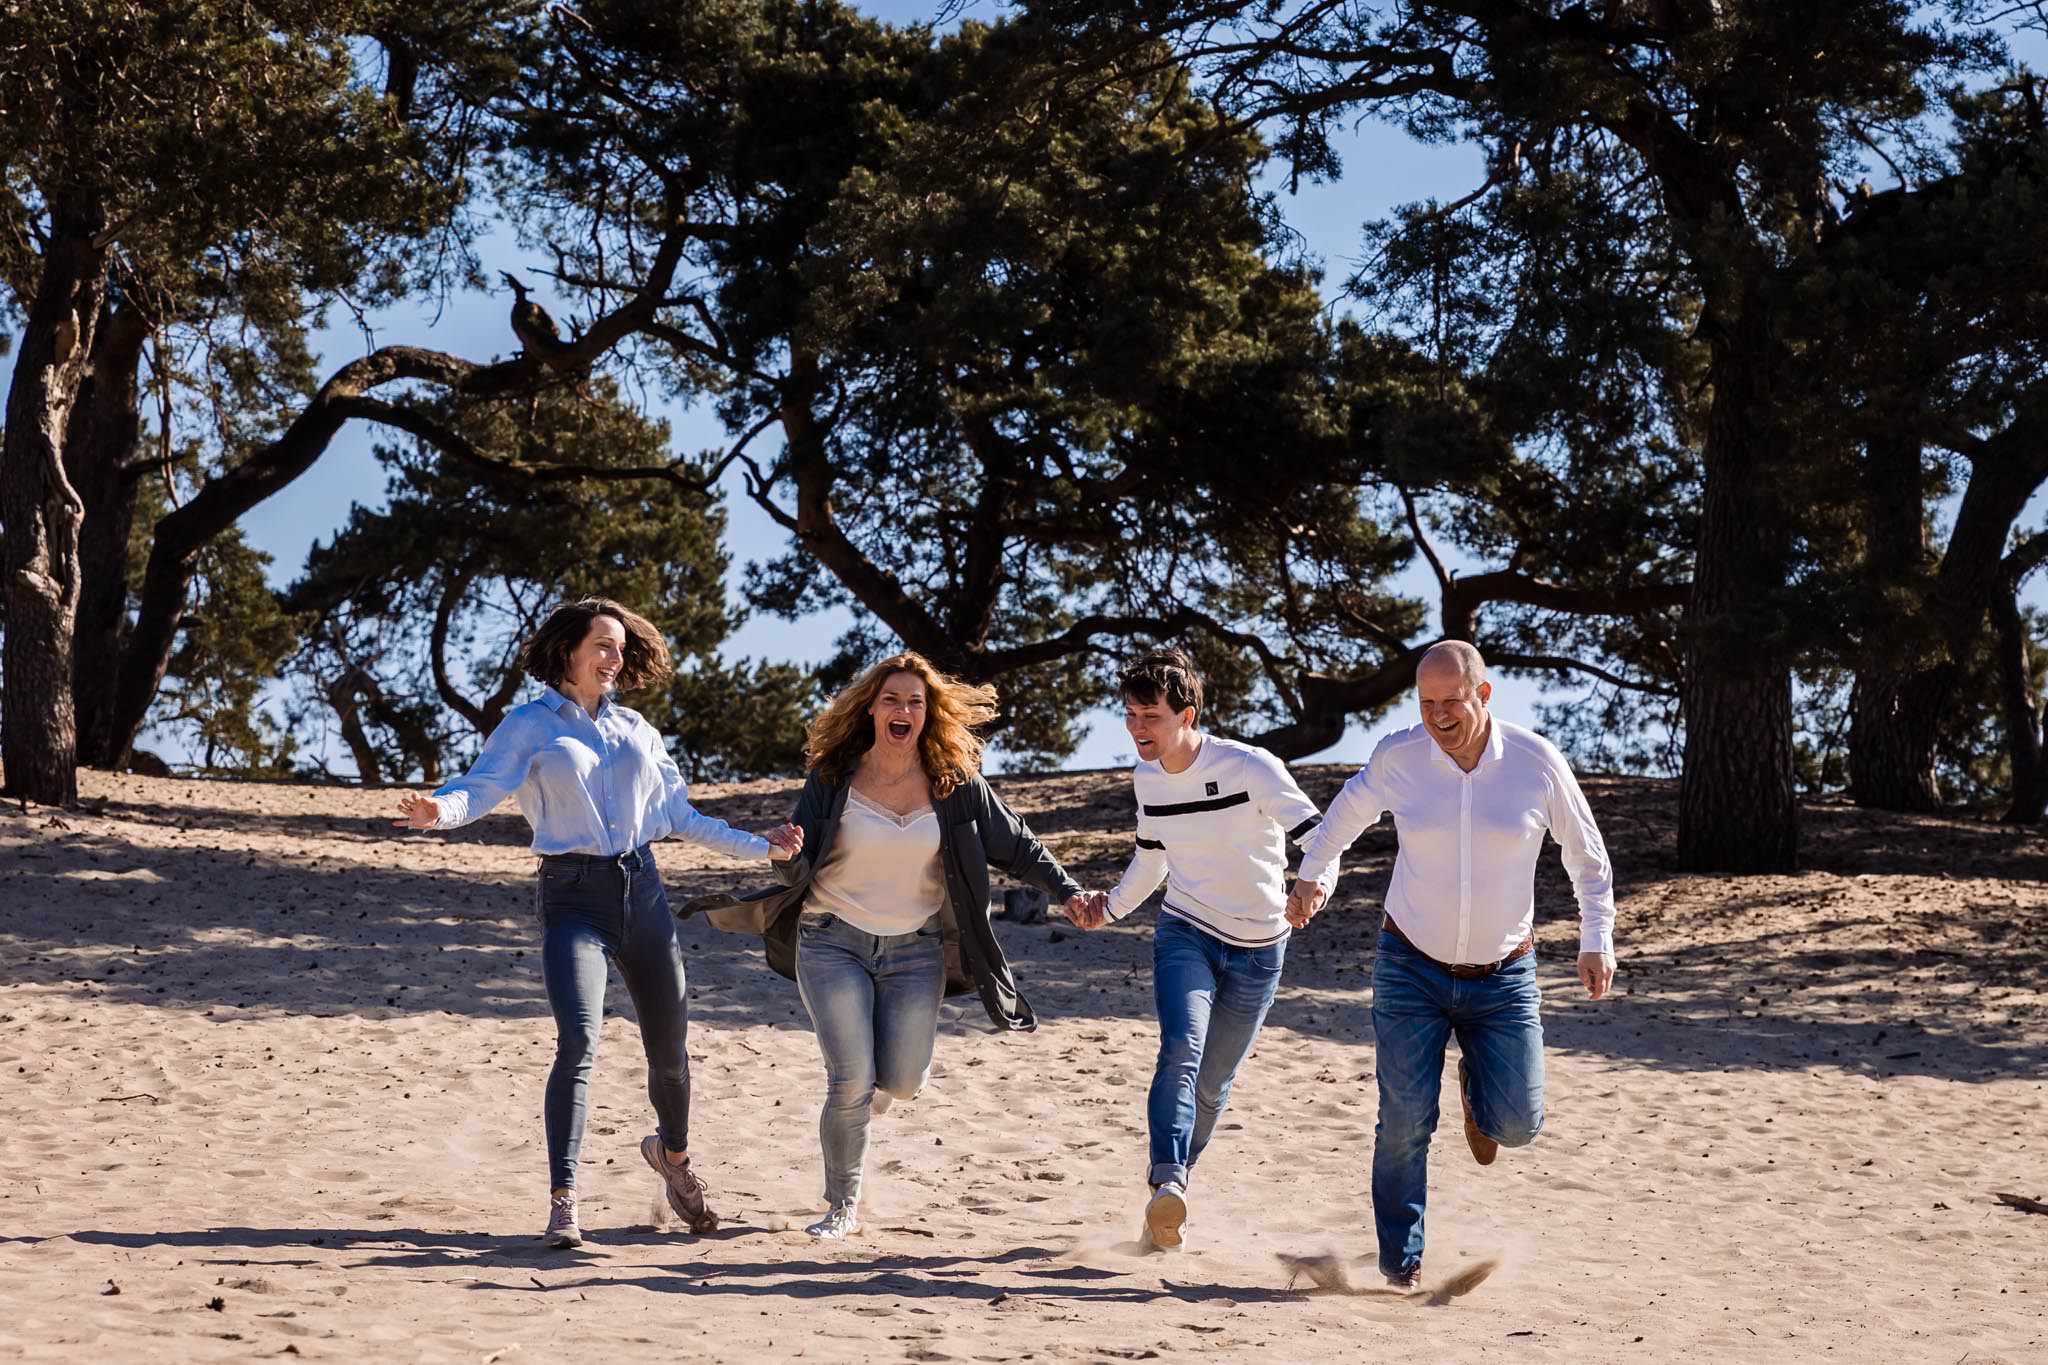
[641,1135,720,1234]
[1145,1182,1188,1251]
[542,1191,583,1248]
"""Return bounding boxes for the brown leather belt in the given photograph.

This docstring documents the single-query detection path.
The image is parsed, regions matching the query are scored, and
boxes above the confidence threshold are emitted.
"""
[1382,915,1533,979]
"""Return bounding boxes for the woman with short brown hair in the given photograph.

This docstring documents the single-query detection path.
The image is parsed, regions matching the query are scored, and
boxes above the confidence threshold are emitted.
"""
[393,597,801,1249]
[687,652,1101,1240]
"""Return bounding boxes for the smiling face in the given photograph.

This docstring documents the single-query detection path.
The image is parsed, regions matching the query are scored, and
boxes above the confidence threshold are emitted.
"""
[1123,695,1199,769]
[1416,652,1492,761]
[563,614,628,698]
[868,670,929,754]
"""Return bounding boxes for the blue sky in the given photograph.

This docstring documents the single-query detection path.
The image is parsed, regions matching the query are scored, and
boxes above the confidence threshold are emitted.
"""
[12,2,2041,774]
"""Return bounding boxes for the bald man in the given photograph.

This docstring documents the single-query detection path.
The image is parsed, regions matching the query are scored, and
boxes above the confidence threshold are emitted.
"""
[1285,641,1617,1290]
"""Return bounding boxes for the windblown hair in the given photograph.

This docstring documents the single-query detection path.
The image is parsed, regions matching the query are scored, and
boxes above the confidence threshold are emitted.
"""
[518,597,674,692]
[1119,646,1204,721]
[806,652,997,799]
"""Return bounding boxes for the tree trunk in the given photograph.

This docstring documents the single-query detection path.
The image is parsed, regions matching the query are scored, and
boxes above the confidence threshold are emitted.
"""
[1846,409,1946,811]
[1990,573,2047,823]
[1,210,110,804]
[1677,330,1799,873]
[370,700,443,784]
[68,304,150,769]
[325,667,385,784]
[1845,669,1948,811]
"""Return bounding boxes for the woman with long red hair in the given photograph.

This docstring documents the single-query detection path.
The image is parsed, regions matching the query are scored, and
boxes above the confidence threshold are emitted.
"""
[690,652,1101,1240]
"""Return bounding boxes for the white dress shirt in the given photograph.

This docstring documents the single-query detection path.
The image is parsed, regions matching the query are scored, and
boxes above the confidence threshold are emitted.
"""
[1296,719,1615,962]
[429,685,771,860]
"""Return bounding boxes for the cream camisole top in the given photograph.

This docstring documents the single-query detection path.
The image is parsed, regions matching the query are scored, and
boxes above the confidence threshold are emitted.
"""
[804,787,944,935]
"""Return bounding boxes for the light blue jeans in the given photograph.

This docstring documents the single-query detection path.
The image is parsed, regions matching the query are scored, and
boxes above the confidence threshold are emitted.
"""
[1370,928,1545,1279]
[1146,913,1287,1189]
[795,913,947,1208]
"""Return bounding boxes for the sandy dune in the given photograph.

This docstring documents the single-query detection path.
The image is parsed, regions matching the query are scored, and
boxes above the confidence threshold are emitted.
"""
[2,768,2043,1363]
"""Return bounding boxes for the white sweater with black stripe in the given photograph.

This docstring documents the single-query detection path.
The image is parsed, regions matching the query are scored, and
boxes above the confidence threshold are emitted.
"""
[1105,733,1338,947]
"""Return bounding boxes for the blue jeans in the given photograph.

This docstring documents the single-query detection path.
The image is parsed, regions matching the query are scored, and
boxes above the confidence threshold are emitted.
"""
[1146,914,1287,1189]
[1370,928,1545,1278]
[538,844,690,1192]
[795,913,947,1208]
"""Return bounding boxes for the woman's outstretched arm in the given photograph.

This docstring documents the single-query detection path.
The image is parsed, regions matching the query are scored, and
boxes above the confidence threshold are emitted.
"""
[392,709,543,831]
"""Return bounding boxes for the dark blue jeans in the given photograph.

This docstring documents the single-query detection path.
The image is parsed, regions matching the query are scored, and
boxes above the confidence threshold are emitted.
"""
[1146,914,1287,1189]
[1370,928,1545,1278]
[538,844,690,1191]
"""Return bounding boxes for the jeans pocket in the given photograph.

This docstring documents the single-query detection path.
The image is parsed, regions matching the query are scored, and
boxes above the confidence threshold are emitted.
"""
[541,861,587,888]
[800,913,837,935]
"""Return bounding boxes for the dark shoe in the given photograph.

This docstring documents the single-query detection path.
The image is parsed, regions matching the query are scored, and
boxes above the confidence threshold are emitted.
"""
[641,1135,720,1233]
[1384,1264,1421,1292]
[1459,1057,1498,1167]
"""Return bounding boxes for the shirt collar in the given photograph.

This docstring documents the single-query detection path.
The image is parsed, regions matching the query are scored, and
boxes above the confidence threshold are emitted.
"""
[1426,717,1504,773]
[541,684,610,720]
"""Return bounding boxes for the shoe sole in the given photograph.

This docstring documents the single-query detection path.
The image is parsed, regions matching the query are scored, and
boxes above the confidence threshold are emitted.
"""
[543,1227,583,1249]
[641,1137,721,1233]
[1146,1190,1187,1250]
[1458,1058,1499,1167]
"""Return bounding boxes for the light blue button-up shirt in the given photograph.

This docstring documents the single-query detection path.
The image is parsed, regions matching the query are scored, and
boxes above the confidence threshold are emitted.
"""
[429,685,772,860]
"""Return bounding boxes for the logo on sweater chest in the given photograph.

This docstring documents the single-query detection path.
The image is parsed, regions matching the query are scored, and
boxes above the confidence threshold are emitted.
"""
[1204,780,1218,796]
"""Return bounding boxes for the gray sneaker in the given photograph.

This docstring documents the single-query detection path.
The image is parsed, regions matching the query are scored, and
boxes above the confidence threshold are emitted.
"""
[1145,1182,1188,1251]
[640,1135,720,1234]
[542,1192,583,1248]
[804,1203,860,1240]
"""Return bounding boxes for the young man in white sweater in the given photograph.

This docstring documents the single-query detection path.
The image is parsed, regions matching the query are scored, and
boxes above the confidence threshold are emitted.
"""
[1068,647,1338,1250]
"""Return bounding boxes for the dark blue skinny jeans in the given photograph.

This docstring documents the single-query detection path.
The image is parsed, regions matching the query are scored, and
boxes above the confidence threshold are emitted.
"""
[537,844,690,1191]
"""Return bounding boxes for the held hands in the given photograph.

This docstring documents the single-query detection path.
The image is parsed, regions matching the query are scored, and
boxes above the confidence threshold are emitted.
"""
[1577,951,1616,1000]
[392,793,441,830]
[1284,877,1328,929]
[764,823,805,862]
[1063,890,1110,930]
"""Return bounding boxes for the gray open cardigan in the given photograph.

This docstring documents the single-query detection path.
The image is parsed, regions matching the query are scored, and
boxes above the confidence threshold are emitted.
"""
[677,769,1082,1031]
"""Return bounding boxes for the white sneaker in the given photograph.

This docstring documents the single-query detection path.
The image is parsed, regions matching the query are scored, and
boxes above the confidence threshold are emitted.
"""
[805,1203,861,1240]
[1145,1182,1188,1251]
[542,1191,583,1248]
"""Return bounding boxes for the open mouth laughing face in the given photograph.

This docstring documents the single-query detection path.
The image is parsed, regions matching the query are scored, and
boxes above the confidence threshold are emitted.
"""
[1415,658,1490,758]
[870,671,928,749]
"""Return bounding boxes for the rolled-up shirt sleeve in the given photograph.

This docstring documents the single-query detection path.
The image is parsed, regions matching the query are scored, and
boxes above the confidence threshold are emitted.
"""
[1544,756,1616,956]
[430,709,540,830]
[653,729,772,860]
[1295,753,1389,890]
